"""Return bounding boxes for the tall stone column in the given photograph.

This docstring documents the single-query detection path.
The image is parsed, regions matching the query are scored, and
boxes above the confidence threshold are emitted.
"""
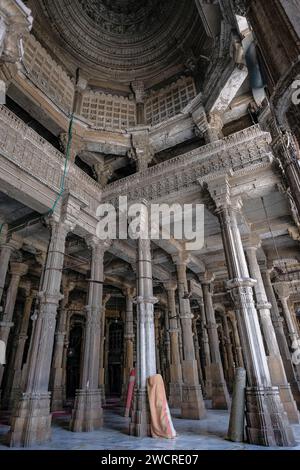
[0,236,22,308]
[261,267,299,384]
[9,200,78,447]
[130,201,157,437]
[205,176,295,446]
[200,274,230,409]
[164,282,182,408]
[192,314,205,394]
[274,282,300,382]
[199,300,212,398]
[99,293,111,404]
[6,286,37,408]
[50,278,75,412]
[244,238,299,423]
[222,313,235,388]
[155,310,163,375]
[163,306,171,389]
[0,262,28,389]
[173,253,206,420]
[122,288,135,401]
[227,311,244,368]
[274,283,300,345]
[70,237,110,432]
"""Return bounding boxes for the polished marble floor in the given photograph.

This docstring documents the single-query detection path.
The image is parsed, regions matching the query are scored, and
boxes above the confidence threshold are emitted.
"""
[0,400,300,451]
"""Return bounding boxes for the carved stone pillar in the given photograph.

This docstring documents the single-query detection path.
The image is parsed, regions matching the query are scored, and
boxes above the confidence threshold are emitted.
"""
[130,202,157,437]
[274,282,300,344]
[205,176,295,447]
[0,262,28,388]
[192,313,205,394]
[70,237,110,432]
[9,197,79,447]
[200,274,230,409]
[99,293,111,405]
[7,286,37,408]
[0,236,22,308]
[164,282,182,408]
[244,238,299,423]
[262,267,300,401]
[173,253,206,420]
[154,310,162,375]
[50,278,75,412]
[228,311,244,369]
[199,300,212,398]
[221,313,235,389]
[122,288,135,401]
[274,282,300,381]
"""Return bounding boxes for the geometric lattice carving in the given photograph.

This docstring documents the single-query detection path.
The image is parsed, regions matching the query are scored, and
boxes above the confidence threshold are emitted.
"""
[145,77,196,127]
[80,91,137,130]
[22,34,75,113]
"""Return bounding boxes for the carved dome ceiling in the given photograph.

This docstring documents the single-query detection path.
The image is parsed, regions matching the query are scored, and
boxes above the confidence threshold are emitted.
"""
[28,0,212,89]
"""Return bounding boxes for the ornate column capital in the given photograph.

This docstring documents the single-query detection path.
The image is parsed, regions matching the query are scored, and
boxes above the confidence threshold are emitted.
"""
[172,251,190,267]
[122,286,136,300]
[242,233,262,251]
[274,282,291,301]
[163,281,177,292]
[85,235,112,255]
[9,261,28,278]
[199,271,215,286]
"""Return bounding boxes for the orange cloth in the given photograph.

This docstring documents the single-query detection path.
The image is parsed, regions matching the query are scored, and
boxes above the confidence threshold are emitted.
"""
[147,374,176,439]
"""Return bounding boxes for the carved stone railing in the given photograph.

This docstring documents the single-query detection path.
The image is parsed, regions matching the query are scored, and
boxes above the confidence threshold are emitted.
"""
[0,105,102,215]
[103,124,273,204]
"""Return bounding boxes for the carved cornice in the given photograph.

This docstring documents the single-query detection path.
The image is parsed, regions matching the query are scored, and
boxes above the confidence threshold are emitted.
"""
[103,125,273,204]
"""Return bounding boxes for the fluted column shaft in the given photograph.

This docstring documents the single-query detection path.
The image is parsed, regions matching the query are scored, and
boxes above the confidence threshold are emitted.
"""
[245,244,299,423]
[130,202,157,437]
[0,262,28,388]
[212,188,295,446]
[8,288,37,407]
[201,277,230,409]
[70,238,109,432]
[9,217,71,447]
[51,279,74,411]
[122,289,134,401]
[165,284,182,408]
[173,254,206,420]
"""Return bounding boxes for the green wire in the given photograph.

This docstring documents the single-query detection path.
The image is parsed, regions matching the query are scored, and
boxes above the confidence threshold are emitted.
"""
[48,112,74,215]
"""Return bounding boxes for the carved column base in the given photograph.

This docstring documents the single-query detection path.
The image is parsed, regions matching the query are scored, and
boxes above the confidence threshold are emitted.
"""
[129,388,151,437]
[51,387,64,412]
[267,356,300,424]
[8,392,52,447]
[204,365,213,399]
[70,389,103,432]
[209,362,231,410]
[168,382,182,409]
[246,386,296,447]
[181,360,206,420]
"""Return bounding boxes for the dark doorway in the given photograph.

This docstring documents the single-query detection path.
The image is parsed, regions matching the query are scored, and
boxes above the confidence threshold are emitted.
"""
[66,323,83,400]
[107,321,123,397]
